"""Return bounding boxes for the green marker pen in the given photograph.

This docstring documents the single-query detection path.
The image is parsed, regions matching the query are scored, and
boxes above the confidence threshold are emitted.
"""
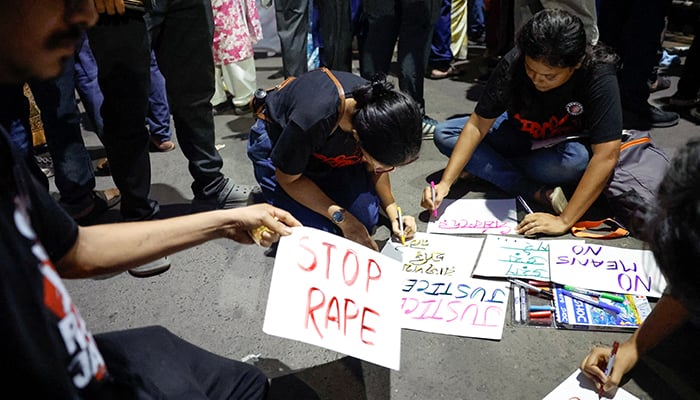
[563,285,625,303]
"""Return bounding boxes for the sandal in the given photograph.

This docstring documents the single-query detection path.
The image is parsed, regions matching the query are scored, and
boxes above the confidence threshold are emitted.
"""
[94,157,110,176]
[533,186,568,215]
[191,178,259,210]
[150,137,176,152]
[429,65,459,80]
[74,188,121,225]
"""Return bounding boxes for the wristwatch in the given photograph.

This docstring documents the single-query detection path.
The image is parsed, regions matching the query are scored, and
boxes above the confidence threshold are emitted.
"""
[331,208,346,225]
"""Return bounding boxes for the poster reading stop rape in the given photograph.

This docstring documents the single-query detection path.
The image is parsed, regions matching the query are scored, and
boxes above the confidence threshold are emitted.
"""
[263,227,403,370]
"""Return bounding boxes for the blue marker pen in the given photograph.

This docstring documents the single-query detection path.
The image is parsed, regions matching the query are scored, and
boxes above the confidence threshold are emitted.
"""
[560,289,622,314]
[529,305,555,312]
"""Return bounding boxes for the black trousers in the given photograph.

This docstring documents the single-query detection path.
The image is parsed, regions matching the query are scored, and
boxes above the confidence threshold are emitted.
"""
[597,0,673,111]
[95,326,268,399]
[88,0,225,220]
[358,0,441,115]
[274,0,310,78]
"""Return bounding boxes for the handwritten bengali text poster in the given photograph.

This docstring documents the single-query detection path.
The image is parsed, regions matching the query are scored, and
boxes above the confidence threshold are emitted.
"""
[472,235,578,280]
[380,232,484,279]
[427,198,517,235]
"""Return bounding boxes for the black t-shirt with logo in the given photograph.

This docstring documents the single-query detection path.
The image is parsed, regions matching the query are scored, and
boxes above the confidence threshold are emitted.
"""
[475,48,622,147]
[0,129,115,398]
[264,69,368,178]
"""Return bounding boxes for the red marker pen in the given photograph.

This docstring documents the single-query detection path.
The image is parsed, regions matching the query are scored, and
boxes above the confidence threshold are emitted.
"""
[529,311,552,318]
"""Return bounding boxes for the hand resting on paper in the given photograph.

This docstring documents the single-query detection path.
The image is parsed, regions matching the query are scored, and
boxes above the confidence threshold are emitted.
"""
[516,212,569,237]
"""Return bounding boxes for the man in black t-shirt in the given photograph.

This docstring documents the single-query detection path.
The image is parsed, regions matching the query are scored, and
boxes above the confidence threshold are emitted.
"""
[0,1,301,397]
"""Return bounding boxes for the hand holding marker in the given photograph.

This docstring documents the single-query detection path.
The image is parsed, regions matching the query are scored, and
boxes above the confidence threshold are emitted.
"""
[430,181,437,218]
[397,206,405,245]
[598,341,619,399]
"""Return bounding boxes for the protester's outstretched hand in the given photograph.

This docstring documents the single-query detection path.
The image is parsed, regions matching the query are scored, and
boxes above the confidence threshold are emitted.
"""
[221,203,301,247]
[94,0,125,15]
[580,341,638,397]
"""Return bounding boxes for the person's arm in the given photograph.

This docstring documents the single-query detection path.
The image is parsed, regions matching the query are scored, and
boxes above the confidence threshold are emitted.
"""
[421,113,496,210]
[580,294,691,394]
[57,203,300,278]
[276,169,378,250]
[373,172,416,241]
[519,139,620,236]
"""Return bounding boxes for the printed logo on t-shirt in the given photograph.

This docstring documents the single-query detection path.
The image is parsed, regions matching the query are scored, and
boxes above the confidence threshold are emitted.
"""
[312,152,363,168]
[13,195,108,390]
[513,113,578,139]
[566,102,584,116]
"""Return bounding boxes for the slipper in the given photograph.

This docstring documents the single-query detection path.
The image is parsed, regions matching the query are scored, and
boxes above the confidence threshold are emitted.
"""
[94,157,110,176]
[429,65,459,80]
[191,178,259,210]
[75,188,121,225]
[150,137,176,152]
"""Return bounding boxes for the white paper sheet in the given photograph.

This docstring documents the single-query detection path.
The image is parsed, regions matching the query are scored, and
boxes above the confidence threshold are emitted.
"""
[549,241,667,297]
[542,369,640,400]
[263,227,403,370]
[427,198,518,235]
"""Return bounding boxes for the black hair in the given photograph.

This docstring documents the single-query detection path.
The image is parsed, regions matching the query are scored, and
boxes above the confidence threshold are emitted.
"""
[351,74,422,166]
[646,138,700,306]
[509,8,619,109]
[516,8,587,69]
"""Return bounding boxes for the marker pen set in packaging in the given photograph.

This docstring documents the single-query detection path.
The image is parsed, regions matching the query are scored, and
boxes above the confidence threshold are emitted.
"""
[510,279,556,328]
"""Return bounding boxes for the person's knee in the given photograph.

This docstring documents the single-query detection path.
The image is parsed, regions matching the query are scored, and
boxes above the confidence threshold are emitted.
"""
[557,148,589,181]
[433,124,457,156]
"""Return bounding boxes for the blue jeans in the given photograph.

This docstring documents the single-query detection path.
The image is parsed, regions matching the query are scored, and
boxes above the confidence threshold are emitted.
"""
[74,33,105,138]
[247,120,380,235]
[89,1,221,220]
[147,53,172,143]
[433,114,589,203]
[429,0,453,68]
[30,56,98,215]
[468,0,485,37]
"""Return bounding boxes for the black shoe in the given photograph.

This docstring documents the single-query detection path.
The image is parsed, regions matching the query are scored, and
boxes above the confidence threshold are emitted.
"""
[648,105,679,128]
[623,105,679,130]
[212,100,234,115]
[233,103,252,115]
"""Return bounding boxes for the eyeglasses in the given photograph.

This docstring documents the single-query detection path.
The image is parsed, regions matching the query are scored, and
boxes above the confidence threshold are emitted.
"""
[360,149,396,174]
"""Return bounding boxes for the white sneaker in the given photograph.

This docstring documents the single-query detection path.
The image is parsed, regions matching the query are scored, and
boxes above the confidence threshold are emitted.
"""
[128,256,171,278]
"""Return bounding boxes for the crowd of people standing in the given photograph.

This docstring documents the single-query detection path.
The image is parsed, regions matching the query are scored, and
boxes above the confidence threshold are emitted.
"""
[2,0,699,398]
